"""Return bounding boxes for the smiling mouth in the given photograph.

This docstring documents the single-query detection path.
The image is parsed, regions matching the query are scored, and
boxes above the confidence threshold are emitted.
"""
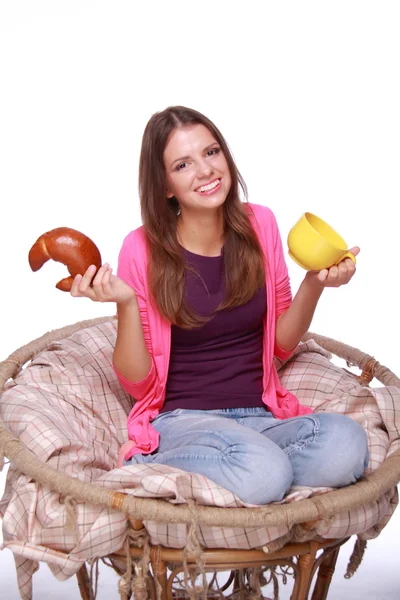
[196,179,221,193]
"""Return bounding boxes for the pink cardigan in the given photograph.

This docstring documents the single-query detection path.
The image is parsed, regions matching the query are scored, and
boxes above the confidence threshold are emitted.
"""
[114,203,312,463]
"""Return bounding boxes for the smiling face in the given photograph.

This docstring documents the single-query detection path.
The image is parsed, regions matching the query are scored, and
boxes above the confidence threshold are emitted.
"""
[163,124,232,215]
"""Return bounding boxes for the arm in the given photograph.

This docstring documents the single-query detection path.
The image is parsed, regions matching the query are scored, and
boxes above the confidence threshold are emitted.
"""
[113,296,152,383]
[113,231,155,388]
[275,273,324,351]
[276,247,360,352]
[70,230,155,389]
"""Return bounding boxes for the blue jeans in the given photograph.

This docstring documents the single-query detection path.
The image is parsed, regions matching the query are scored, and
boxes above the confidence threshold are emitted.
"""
[126,407,369,505]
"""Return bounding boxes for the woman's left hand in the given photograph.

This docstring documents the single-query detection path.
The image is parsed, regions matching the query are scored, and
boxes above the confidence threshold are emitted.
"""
[307,246,360,288]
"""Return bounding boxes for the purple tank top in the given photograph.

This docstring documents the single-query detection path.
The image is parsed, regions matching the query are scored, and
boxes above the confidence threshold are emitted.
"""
[161,248,267,412]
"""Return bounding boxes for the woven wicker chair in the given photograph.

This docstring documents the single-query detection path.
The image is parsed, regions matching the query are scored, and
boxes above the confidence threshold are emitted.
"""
[1,317,400,600]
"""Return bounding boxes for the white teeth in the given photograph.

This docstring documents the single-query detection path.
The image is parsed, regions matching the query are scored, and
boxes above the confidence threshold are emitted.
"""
[198,179,220,193]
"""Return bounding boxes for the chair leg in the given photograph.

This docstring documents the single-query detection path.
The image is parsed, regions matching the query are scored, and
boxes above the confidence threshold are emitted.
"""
[310,547,340,600]
[76,563,93,600]
[150,553,169,600]
[292,550,318,600]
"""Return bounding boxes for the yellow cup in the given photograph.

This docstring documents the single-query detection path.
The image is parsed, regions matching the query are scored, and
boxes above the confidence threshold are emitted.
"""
[287,212,356,271]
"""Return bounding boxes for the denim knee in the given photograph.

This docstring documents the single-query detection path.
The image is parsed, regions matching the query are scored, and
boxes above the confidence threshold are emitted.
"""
[331,414,369,481]
[306,413,369,488]
[235,451,293,505]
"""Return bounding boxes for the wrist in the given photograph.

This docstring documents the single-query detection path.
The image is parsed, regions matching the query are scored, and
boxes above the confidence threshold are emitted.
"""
[302,272,325,297]
[117,294,138,311]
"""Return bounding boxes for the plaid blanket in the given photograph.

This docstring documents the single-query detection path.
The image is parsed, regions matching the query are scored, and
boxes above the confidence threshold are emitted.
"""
[0,320,399,599]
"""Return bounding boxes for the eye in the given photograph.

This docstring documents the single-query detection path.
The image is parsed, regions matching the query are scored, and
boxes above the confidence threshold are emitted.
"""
[176,162,188,171]
[207,147,220,157]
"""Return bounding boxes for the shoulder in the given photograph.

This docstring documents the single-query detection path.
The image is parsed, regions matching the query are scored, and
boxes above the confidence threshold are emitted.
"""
[120,225,147,252]
[119,225,149,264]
[118,225,148,283]
[245,202,279,231]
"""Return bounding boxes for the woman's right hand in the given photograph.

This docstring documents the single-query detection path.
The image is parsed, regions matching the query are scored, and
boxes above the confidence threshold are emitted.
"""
[70,263,136,305]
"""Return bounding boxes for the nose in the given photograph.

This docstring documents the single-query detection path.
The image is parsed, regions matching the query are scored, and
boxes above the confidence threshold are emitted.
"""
[196,157,213,179]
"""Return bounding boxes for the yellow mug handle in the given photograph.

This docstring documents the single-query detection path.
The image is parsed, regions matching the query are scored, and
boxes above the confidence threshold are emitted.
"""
[335,251,356,266]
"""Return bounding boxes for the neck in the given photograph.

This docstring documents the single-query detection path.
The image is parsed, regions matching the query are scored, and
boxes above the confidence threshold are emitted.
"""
[177,209,224,257]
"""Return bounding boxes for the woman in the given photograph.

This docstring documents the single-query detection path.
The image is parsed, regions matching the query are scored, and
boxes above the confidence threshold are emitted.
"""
[71,106,368,505]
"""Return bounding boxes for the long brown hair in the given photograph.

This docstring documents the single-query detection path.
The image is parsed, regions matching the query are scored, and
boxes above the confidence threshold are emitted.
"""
[139,106,265,328]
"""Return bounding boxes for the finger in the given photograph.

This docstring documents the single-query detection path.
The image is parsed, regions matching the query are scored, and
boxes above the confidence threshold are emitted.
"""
[348,246,360,257]
[337,254,356,280]
[327,265,339,281]
[91,263,109,288]
[80,264,97,288]
[71,273,96,299]
[343,258,356,280]
[102,266,113,287]
[98,266,113,295]
[337,260,351,284]
[76,266,98,298]
[317,268,329,283]
[342,256,356,269]
[70,274,83,297]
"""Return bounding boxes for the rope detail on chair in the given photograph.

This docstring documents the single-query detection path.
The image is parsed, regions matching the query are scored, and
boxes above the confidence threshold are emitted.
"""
[344,537,368,579]
[88,559,100,599]
[182,500,208,600]
[118,525,152,600]
[61,495,78,534]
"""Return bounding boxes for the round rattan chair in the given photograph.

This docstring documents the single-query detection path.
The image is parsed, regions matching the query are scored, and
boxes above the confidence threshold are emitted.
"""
[1,316,400,600]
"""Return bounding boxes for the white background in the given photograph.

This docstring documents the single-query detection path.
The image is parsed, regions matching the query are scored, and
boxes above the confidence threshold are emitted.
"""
[0,1,399,598]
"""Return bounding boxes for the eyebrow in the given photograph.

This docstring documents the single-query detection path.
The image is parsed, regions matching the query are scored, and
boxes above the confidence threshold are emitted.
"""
[169,143,220,169]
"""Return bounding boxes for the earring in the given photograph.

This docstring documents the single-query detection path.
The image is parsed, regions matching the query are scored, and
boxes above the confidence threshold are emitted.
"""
[177,206,181,216]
